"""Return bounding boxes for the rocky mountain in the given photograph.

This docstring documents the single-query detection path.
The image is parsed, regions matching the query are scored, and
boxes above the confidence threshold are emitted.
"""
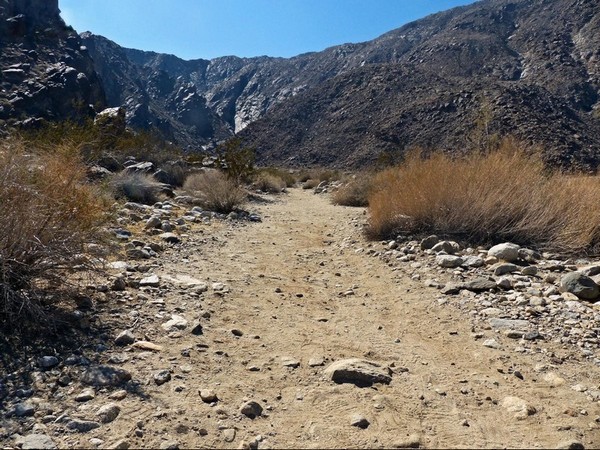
[0,0,105,130]
[1,0,599,169]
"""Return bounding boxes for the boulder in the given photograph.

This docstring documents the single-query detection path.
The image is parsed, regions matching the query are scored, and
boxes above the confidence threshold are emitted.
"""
[324,358,392,387]
[488,243,520,262]
[560,272,600,301]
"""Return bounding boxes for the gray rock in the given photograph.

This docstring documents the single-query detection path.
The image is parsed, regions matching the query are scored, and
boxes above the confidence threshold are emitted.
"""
[199,389,218,403]
[14,402,35,417]
[521,266,538,276]
[431,241,460,254]
[483,339,501,349]
[240,400,263,419]
[493,263,519,276]
[81,366,132,387]
[222,428,236,442]
[560,272,600,301]
[159,232,181,244]
[440,283,462,295]
[518,248,541,263]
[154,370,172,385]
[75,389,96,402]
[144,216,162,229]
[114,330,135,346]
[21,434,57,450]
[281,357,300,368]
[38,356,59,369]
[488,243,520,262]
[489,318,530,332]
[555,441,585,450]
[161,315,188,331]
[139,274,160,287]
[67,419,101,432]
[420,235,439,250]
[392,434,422,448]
[350,413,370,429]
[159,441,180,450]
[462,278,497,292]
[501,396,536,419]
[496,277,513,290]
[436,255,463,268]
[461,255,485,268]
[96,403,120,423]
[324,358,392,386]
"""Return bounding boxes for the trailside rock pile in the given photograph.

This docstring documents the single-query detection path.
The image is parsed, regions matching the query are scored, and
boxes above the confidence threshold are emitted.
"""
[373,236,600,365]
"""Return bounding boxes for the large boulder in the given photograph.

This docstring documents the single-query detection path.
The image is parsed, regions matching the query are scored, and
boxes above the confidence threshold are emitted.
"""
[560,272,600,301]
[488,243,521,262]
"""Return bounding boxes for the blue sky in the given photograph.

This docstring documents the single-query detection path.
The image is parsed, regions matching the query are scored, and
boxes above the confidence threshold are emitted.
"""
[59,0,478,60]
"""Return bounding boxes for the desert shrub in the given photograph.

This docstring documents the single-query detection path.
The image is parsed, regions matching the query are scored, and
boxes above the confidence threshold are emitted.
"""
[367,139,600,254]
[215,138,255,183]
[252,173,286,194]
[110,171,164,204]
[302,179,320,190]
[0,138,109,323]
[332,172,374,207]
[183,170,246,213]
[298,168,341,184]
[256,167,296,187]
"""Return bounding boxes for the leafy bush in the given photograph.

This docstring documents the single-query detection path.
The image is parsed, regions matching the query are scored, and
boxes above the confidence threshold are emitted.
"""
[110,171,164,205]
[367,139,600,254]
[215,138,255,183]
[332,173,374,207]
[183,170,246,213]
[0,138,109,323]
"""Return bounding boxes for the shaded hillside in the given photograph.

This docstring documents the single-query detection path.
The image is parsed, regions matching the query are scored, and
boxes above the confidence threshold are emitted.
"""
[239,0,600,169]
[0,0,105,130]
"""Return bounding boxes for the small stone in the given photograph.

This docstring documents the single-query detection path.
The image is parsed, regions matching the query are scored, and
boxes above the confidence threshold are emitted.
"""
[223,429,236,443]
[191,322,203,335]
[158,441,180,450]
[240,401,263,419]
[81,366,132,387]
[14,402,35,417]
[140,274,161,288]
[462,256,485,268]
[521,266,538,276]
[462,278,497,292]
[21,434,57,450]
[393,434,422,448]
[67,419,101,432]
[281,357,300,368]
[560,272,600,301]
[114,330,135,346]
[420,235,439,250]
[493,263,519,276]
[324,358,392,386]
[231,329,243,337]
[544,372,566,387]
[159,232,181,244]
[199,389,218,403]
[132,341,163,351]
[432,241,459,254]
[89,438,104,448]
[75,389,96,402]
[501,396,536,420]
[154,370,172,386]
[111,439,131,449]
[436,255,463,268]
[483,339,501,349]
[161,315,188,331]
[38,356,59,369]
[97,403,121,423]
[350,413,370,429]
[555,440,585,449]
[109,390,128,400]
[308,357,325,367]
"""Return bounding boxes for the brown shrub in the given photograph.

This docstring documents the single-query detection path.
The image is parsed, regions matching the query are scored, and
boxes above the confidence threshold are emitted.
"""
[110,171,164,205]
[256,167,296,187]
[183,170,246,213]
[367,139,600,254]
[252,173,286,194]
[0,138,109,323]
[332,173,374,207]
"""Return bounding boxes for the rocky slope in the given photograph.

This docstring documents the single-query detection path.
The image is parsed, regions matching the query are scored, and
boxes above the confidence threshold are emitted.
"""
[0,0,105,130]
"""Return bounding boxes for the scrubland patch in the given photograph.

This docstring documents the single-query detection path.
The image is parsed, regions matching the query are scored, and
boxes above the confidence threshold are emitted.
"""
[332,172,375,207]
[183,170,246,213]
[0,138,109,323]
[367,140,600,254]
[109,171,164,205]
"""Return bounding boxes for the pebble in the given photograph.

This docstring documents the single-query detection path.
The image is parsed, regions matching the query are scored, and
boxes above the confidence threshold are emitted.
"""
[483,339,501,349]
[154,370,172,385]
[20,434,57,450]
[114,330,135,346]
[14,402,35,417]
[75,389,96,402]
[81,366,132,387]
[240,401,263,419]
[199,389,218,403]
[281,357,300,368]
[350,413,370,429]
[139,274,160,287]
[38,356,59,369]
[501,396,536,420]
[96,403,121,423]
[67,419,101,432]
[223,428,236,443]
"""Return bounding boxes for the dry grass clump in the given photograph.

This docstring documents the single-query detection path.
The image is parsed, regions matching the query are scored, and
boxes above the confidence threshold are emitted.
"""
[367,140,600,254]
[332,172,374,207]
[256,167,296,187]
[0,138,109,323]
[252,173,286,194]
[110,171,164,205]
[298,168,341,184]
[183,170,246,213]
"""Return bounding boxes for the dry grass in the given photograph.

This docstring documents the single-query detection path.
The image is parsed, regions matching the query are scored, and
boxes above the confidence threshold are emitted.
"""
[332,172,374,207]
[255,167,296,188]
[252,173,286,194]
[183,170,246,213]
[367,140,600,254]
[110,171,164,205]
[0,138,109,323]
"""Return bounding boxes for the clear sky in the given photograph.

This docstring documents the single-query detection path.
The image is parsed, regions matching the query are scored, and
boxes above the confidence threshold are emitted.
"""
[59,0,478,61]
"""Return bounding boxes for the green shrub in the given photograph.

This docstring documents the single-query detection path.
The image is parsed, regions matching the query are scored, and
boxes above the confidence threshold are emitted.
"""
[215,138,255,183]
[0,138,109,324]
[183,170,246,213]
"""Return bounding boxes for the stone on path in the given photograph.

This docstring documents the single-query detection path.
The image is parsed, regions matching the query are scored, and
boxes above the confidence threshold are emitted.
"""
[501,396,536,420]
[97,403,121,423]
[82,366,132,387]
[139,274,160,287]
[350,413,370,429]
[436,255,463,268]
[560,272,600,301]
[488,243,520,262]
[21,434,57,450]
[240,401,263,419]
[324,358,392,387]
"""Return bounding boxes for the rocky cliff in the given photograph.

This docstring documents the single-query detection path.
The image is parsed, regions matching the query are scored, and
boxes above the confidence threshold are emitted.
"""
[0,0,105,130]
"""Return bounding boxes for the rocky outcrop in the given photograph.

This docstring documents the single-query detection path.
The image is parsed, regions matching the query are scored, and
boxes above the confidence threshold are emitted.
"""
[0,0,105,129]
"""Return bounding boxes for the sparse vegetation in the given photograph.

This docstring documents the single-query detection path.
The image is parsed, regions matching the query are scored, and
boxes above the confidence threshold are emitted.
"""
[332,172,374,207]
[367,139,600,254]
[183,170,247,213]
[216,138,256,183]
[255,167,296,188]
[0,138,109,324]
[110,171,164,205]
[252,173,286,194]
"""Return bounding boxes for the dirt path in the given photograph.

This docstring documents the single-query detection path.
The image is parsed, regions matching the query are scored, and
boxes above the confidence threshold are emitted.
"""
[18,188,600,449]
